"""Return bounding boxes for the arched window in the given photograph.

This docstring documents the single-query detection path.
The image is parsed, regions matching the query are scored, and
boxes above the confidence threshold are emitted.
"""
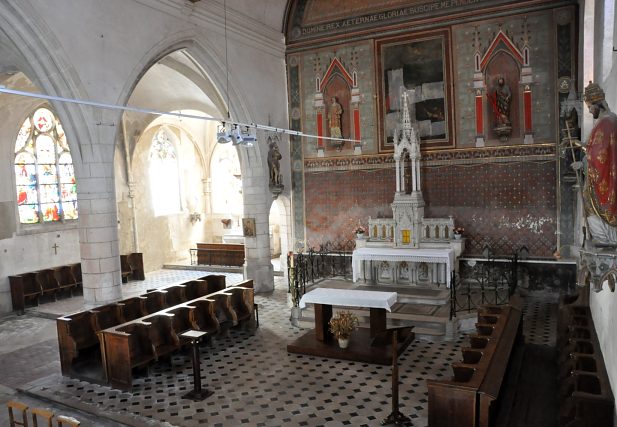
[149,128,181,216]
[14,106,78,224]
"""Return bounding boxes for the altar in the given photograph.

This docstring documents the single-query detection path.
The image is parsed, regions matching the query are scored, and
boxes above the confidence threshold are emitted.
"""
[353,90,463,288]
[287,288,414,364]
[352,247,455,287]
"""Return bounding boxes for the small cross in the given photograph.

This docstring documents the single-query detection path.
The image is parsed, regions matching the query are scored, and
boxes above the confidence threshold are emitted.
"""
[52,243,59,255]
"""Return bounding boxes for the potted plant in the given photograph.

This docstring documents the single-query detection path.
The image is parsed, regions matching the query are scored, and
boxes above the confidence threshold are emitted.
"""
[355,226,366,239]
[453,226,465,240]
[329,311,359,348]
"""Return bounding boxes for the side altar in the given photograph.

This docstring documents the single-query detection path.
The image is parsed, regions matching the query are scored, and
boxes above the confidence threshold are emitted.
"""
[353,91,464,287]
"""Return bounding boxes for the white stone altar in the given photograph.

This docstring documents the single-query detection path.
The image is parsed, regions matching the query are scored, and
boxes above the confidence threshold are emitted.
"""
[356,90,463,287]
[352,247,455,287]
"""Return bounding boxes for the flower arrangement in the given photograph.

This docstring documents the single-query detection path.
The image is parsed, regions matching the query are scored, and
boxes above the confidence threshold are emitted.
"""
[329,311,359,339]
[453,226,465,235]
[355,226,366,235]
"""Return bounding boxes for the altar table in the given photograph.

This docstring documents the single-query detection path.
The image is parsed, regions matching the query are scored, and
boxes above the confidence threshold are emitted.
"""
[352,247,455,287]
[288,288,408,364]
[299,288,397,340]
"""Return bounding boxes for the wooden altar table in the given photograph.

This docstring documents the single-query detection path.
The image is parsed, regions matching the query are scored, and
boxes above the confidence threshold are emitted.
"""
[352,247,455,287]
[287,288,413,364]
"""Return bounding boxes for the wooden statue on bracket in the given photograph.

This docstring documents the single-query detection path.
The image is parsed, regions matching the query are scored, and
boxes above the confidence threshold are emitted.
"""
[487,75,513,141]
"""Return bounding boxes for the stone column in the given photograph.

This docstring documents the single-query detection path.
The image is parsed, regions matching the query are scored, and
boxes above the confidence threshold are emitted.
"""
[78,111,123,307]
[241,149,274,293]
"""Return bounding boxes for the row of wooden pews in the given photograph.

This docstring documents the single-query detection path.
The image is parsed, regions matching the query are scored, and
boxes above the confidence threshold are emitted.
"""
[57,275,256,390]
[557,304,614,426]
[427,298,523,427]
[9,253,145,314]
[9,264,83,315]
[193,243,245,267]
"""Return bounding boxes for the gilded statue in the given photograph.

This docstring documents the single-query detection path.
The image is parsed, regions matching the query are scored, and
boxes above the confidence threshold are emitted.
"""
[328,96,343,139]
[582,81,617,246]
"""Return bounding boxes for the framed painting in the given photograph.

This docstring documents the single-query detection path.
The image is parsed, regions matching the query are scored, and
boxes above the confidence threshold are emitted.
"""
[376,29,454,151]
[242,218,256,237]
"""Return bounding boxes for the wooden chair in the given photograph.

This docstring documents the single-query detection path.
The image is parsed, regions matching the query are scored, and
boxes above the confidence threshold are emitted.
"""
[56,415,80,426]
[7,400,29,427]
[31,407,54,427]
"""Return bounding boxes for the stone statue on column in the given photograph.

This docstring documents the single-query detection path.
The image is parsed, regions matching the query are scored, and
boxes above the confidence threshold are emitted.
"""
[267,135,284,198]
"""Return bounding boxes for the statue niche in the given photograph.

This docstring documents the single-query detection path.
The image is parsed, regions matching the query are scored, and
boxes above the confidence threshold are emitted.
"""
[485,51,520,142]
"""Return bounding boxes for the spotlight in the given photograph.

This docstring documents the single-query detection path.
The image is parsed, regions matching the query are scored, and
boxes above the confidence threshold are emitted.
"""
[217,122,231,144]
[231,125,243,145]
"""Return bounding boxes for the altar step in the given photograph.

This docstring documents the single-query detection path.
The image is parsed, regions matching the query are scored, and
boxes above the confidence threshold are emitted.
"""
[294,280,454,341]
[296,301,451,341]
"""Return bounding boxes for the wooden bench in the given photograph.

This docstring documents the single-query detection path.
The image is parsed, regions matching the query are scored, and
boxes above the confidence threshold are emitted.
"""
[56,274,226,379]
[120,252,145,283]
[427,299,523,427]
[99,279,255,390]
[9,272,41,315]
[557,304,614,427]
[195,243,245,266]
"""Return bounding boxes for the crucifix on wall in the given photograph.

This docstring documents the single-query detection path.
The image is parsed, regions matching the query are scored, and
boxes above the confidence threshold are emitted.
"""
[52,243,59,255]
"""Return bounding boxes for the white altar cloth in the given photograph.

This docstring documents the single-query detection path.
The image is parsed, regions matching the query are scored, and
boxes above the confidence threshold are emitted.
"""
[352,247,455,286]
[299,288,397,312]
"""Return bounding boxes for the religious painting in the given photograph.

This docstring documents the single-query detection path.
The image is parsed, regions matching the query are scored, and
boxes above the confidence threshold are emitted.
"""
[242,218,256,237]
[377,30,454,151]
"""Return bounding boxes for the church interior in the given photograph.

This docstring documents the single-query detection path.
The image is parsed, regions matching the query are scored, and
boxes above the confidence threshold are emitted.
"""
[0,0,616,426]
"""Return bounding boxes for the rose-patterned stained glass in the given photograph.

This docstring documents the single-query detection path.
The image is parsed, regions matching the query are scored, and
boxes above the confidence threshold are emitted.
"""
[13,106,78,223]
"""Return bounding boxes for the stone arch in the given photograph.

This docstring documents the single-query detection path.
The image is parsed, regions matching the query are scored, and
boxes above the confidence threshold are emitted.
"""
[0,1,95,171]
[115,33,273,291]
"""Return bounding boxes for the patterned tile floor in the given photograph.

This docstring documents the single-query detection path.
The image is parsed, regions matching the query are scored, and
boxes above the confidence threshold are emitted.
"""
[0,270,559,427]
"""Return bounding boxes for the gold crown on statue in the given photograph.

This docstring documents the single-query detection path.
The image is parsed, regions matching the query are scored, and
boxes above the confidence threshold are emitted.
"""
[584,81,605,106]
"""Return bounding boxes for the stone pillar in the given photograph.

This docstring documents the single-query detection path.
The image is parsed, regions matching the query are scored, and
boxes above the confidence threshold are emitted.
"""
[241,150,274,293]
[78,111,123,307]
[78,166,122,307]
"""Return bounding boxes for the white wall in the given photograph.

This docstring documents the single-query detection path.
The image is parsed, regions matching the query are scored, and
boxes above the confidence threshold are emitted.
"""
[588,1,617,423]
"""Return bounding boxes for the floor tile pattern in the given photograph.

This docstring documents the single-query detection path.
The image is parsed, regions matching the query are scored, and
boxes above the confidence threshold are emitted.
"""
[1,270,558,427]
[521,291,558,346]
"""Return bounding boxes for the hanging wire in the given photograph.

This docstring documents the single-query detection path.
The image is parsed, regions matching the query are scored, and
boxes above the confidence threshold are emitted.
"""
[223,0,230,120]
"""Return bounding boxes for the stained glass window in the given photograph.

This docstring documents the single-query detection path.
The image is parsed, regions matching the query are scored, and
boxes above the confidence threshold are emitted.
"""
[14,107,78,224]
[149,128,181,216]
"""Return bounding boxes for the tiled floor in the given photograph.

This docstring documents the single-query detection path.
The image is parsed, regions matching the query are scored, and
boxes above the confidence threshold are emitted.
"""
[0,269,559,427]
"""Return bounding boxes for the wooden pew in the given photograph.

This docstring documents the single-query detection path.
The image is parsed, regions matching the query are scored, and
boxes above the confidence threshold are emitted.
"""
[116,297,146,323]
[427,300,523,427]
[189,299,220,336]
[120,252,145,283]
[54,266,78,297]
[558,304,614,427]
[37,269,59,301]
[195,243,245,266]
[144,314,180,360]
[9,272,41,314]
[103,322,156,390]
[57,310,99,376]
[140,290,168,315]
[164,285,187,307]
[98,279,255,390]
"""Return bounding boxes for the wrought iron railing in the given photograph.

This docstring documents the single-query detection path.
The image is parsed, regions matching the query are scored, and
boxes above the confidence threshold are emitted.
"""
[449,246,527,319]
[287,240,355,307]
